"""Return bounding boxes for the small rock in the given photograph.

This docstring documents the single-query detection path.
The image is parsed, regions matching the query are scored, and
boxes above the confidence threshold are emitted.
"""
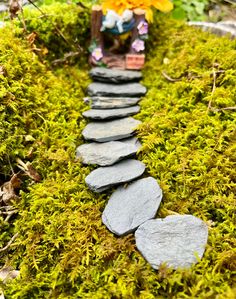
[135,215,208,270]
[188,21,236,39]
[82,106,140,120]
[82,117,141,143]
[84,96,141,109]
[102,177,163,236]
[76,141,138,166]
[87,82,147,97]
[90,67,142,83]
[85,159,146,192]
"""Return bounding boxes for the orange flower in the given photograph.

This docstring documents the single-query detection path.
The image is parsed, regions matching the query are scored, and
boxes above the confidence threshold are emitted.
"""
[101,0,173,22]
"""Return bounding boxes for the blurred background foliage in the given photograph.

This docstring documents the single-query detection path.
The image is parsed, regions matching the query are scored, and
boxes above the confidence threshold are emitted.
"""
[0,0,236,22]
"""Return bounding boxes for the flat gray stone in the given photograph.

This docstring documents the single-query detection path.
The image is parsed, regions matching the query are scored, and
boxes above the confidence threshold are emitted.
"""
[121,137,142,151]
[188,21,236,39]
[102,177,163,236]
[85,159,145,192]
[82,106,140,120]
[90,67,142,83]
[76,141,138,166]
[82,117,141,142]
[84,96,141,109]
[88,82,147,98]
[135,215,208,270]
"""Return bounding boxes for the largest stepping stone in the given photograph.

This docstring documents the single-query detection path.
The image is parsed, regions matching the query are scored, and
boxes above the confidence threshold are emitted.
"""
[102,177,163,236]
[90,67,142,83]
[76,140,139,166]
[135,215,208,270]
[84,96,141,109]
[87,82,147,98]
[85,159,145,193]
[82,117,141,143]
[82,106,140,120]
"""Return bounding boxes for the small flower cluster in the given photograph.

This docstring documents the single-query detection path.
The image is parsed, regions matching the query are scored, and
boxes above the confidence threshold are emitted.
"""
[131,20,149,53]
[89,40,103,62]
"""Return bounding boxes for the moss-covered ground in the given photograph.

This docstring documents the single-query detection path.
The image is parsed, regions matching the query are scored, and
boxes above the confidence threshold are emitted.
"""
[0,3,235,298]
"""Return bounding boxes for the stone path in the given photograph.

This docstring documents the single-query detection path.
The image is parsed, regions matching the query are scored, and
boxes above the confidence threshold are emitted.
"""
[77,67,208,270]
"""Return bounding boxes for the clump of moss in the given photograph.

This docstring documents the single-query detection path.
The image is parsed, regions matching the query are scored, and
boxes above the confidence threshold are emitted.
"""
[21,2,91,62]
[0,4,235,299]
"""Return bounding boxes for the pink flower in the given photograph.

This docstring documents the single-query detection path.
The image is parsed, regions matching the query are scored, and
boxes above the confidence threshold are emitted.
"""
[92,47,103,61]
[132,39,145,52]
[137,21,148,35]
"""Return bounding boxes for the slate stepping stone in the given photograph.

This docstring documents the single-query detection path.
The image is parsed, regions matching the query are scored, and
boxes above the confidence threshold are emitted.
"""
[90,67,142,83]
[82,117,141,143]
[102,177,163,236]
[135,215,208,270]
[87,82,147,98]
[76,141,139,166]
[121,137,142,151]
[85,159,145,193]
[82,106,140,120]
[84,96,141,109]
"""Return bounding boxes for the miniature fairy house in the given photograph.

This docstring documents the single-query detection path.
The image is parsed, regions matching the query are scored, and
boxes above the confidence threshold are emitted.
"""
[89,0,173,70]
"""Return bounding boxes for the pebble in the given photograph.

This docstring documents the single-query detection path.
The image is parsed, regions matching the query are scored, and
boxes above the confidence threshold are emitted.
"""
[76,140,139,166]
[82,106,140,120]
[89,67,142,83]
[82,117,141,142]
[85,159,146,192]
[102,177,163,236]
[87,82,147,97]
[135,215,208,270]
[84,96,141,109]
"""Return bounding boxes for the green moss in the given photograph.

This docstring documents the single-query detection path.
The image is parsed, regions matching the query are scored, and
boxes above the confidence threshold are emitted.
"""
[22,2,91,62]
[0,5,235,299]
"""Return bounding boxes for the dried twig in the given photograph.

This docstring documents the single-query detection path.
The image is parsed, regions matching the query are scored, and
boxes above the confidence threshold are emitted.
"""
[0,233,19,253]
[212,106,236,112]
[161,71,182,82]
[0,210,18,222]
[207,65,217,111]
[162,69,225,83]
[52,51,81,66]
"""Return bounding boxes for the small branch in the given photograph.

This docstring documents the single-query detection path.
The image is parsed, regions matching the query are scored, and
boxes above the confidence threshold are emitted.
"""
[0,233,19,253]
[162,70,225,83]
[213,106,236,112]
[52,51,81,66]
[207,66,217,111]
[161,71,182,82]
[0,210,18,222]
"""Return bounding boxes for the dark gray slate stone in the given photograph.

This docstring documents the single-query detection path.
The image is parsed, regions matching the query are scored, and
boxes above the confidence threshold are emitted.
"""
[87,82,147,98]
[82,106,140,120]
[90,67,142,83]
[85,159,146,192]
[82,117,141,142]
[76,141,138,166]
[84,96,141,109]
[102,177,163,236]
[135,215,208,270]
